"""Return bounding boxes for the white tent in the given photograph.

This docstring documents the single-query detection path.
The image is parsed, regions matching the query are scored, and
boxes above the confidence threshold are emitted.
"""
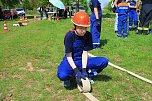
[49,0,65,9]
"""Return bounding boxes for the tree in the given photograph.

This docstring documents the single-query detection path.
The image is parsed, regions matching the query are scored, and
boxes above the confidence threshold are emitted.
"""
[1,0,21,8]
[23,0,32,10]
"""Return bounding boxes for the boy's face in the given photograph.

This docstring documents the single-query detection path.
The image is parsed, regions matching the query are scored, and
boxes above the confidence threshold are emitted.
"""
[76,26,87,36]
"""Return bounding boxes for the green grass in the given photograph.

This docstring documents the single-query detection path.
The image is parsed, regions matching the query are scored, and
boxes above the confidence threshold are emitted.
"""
[0,14,152,101]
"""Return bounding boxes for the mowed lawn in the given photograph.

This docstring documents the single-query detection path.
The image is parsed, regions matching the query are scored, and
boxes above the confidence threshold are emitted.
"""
[0,15,152,101]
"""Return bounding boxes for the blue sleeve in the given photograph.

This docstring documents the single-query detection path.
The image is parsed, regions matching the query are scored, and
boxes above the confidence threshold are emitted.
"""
[116,7,119,13]
[64,32,74,53]
[84,31,93,51]
[92,0,99,8]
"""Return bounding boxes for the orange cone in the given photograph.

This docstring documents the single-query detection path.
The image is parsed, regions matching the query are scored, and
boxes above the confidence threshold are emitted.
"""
[4,21,8,32]
[56,17,60,21]
[34,16,37,21]
[25,17,28,23]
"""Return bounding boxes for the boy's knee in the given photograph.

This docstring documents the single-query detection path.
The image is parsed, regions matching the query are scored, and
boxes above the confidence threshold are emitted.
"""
[99,57,108,66]
[102,58,109,67]
[57,72,70,81]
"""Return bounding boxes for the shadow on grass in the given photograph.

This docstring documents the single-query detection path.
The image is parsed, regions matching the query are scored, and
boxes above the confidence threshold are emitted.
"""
[64,74,112,90]
[100,39,108,47]
[94,74,112,82]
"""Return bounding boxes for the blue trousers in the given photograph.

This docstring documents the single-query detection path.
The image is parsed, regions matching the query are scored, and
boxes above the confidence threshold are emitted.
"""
[57,57,108,81]
[90,12,102,48]
[129,10,138,28]
[118,15,128,37]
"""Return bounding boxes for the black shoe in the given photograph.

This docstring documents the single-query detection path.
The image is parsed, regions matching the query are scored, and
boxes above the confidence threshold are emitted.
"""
[137,30,142,34]
[117,35,122,37]
[143,30,149,35]
[129,28,132,31]
[115,31,118,33]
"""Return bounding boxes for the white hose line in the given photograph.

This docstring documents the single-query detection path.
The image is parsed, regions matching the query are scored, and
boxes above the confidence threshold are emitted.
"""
[88,53,152,84]
[77,78,99,101]
[83,93,99,101]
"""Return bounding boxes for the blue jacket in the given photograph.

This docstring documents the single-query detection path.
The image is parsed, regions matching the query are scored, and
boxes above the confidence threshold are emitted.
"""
[116,2,130,16]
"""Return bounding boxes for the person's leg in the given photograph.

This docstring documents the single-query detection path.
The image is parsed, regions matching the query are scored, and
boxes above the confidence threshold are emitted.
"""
[118,16,123,37]
[57,60,74,81]
[142,7,152,34]
[57,60,74,87]
[123,17,128,38]
[40,12,43,20]
[133,10,138,30]
[87,57,109,78]
[90,14,101,49]
[138,6,146,34]
[129,11,133,31]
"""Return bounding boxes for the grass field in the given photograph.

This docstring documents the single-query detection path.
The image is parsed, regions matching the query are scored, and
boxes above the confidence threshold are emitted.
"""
[0,14,152,101]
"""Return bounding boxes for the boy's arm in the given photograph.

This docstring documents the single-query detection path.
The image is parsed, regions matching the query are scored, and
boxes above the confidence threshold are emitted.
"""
[114,0,118,7]
[94,8,99,19]
[128,2,137,9]
[66,52,77,70]
[82,51,88,69]
[137,0,141,8]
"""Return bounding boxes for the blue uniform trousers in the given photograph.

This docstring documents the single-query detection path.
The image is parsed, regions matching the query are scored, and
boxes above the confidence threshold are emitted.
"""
[129,10,138,29]
[118,15,128,37]
[90,12,102,48]
[57,57,108,81]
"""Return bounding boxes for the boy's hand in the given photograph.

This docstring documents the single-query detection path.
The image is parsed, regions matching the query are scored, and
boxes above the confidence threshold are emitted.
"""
[96,19,100,27]
[82,68,88,78]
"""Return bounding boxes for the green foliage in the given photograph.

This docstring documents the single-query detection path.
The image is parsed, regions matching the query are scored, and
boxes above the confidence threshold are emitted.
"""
[1,0,21,8]
[107,0,113,12]
[23,0,32,10]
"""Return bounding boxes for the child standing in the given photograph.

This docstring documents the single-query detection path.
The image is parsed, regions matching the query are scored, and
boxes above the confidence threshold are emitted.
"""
[128,0,138,31]
[57,11,109,88]
[116,0,130,38]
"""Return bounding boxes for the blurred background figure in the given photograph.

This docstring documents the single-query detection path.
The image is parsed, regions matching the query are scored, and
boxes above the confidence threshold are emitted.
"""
[39,6,44,20]
[114,0,126,33]
[89,0,102,49]
[128,0,138,31]
[0,6,3,21]
[45,4,50,20]
[116,0,130,38]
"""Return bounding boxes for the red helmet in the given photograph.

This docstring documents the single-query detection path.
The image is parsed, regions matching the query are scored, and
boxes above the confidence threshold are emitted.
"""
[71,11,90,27]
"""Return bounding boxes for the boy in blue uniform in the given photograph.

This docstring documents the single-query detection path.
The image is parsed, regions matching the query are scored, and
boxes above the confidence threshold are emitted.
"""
[116,0,130,38]
[114,0,126,33]
[128,0,138,31]
[57,12,108,88]
[90,0,102,49]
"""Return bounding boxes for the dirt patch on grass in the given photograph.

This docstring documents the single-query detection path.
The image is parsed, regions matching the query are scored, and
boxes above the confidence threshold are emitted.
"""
[12,74,24,80]
[45,86,54,93]
[0,72,7,80]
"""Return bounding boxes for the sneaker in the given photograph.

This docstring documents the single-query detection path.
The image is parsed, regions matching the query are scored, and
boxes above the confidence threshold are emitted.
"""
[123,34,127,38]
[149,29,152,33]
[63,80,71,87]
[89,78,95,84]
[115,31,118,33]
[129,28,132,31]
[143,30,149,35]
[117,35,122,37]
[137,30,143,34]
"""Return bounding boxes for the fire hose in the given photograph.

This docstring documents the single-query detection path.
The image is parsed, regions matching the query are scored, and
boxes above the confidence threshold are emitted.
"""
[88,53,152,84]
[77,78,99,101]
[77,53,151,101]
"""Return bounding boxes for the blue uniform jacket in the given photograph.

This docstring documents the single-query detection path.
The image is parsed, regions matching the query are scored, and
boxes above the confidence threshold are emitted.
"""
[116,2,130,16]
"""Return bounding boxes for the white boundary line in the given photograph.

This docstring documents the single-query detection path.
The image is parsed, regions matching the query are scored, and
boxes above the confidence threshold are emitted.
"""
[88,53,152,84]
